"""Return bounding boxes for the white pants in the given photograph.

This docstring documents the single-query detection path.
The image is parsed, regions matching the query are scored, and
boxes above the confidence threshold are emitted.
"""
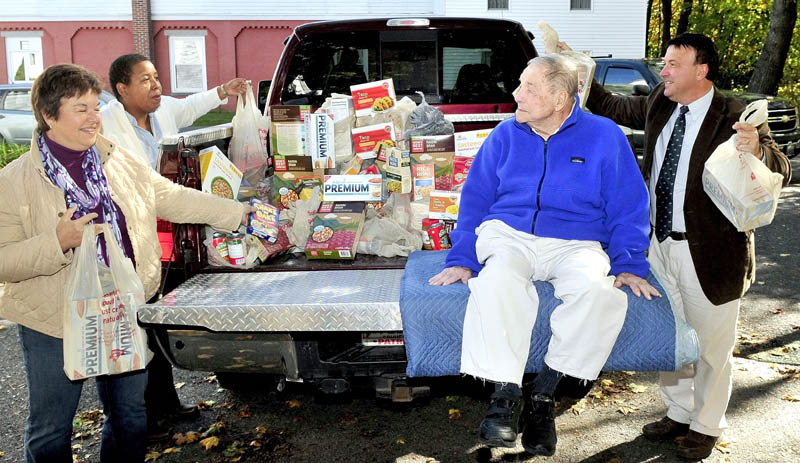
[648,235,739,437]
[460,220,628,385]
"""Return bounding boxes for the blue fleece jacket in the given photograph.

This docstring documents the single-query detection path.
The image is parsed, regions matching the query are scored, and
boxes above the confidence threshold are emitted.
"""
[445,104,651,278]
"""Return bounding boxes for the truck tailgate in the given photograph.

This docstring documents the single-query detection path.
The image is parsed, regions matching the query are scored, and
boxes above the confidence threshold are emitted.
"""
[139,269,404,332]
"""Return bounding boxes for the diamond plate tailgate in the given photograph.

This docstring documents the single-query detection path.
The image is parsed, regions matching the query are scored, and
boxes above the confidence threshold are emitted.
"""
[138,270,404,331]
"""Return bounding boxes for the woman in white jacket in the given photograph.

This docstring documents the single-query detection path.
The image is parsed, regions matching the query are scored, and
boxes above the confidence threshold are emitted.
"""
[100,53,247,170]
[99,53,248,441]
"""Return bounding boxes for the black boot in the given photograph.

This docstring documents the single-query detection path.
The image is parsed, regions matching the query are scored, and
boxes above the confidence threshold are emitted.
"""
[479,384,523,448]
[520,392,557,456]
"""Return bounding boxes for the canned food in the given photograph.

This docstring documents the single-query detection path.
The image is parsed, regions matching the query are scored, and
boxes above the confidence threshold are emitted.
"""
[212,231,229,261]
[227,232,247,266]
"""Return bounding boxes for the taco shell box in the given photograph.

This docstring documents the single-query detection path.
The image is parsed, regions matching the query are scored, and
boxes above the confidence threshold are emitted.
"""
[410,135,455,191]
[305,202,367,260]
[350,78,396,117]
[270,105,311,157]
[272,155,323,209]
[247,198,280,243]
[429,190,461,221]
[199,145,243,200]
[305,112,336,169]
[351,122,396,158]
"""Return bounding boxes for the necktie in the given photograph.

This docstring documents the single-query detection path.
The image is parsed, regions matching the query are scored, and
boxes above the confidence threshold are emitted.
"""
[655,105,689,242]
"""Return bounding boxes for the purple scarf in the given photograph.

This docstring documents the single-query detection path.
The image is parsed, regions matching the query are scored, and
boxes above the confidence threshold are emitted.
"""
[39,133,126,262]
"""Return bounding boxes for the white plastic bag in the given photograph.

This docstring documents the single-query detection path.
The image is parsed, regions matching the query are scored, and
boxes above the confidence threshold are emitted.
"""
[63,224,151,380]
[702,100,784,231]
[357,193,423,257]
[230,82,270,185]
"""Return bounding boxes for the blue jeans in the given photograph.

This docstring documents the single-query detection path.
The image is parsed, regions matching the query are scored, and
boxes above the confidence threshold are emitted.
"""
[18,325,147,463]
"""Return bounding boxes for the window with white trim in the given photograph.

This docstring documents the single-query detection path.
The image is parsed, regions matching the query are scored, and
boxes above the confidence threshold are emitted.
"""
[488,0,509,9]
[570,0,591,10]
[166,30,208,93]
[3,32,43,83]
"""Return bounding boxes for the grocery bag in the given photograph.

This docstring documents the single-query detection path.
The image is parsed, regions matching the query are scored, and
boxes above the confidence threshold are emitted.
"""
[230,81,270,186]
[63,224,151,380]
[702,100,784,231]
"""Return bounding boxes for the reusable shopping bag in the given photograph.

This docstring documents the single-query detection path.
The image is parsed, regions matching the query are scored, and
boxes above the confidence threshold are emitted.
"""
[63,224,151,380]
[229,81,270,186]
[702,100,784,231]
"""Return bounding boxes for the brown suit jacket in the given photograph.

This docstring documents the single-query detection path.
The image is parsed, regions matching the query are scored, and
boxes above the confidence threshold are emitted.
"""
[587,81,791,305]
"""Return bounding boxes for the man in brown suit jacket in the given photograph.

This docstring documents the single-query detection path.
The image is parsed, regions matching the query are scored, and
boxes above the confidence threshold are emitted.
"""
[584,33,791,460]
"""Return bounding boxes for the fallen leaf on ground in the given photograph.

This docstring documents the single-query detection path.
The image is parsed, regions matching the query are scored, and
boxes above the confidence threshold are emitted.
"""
[144,451,161,461]
[446,395,458,402]
[197,400,215,410]
[162,447,181,455]
[782,394,800,402]
[238,407,252,418]
[204,374,217,383]
[617,405,638,415]
[771,308,783,314]
[628,383,648,393]
[174,382,185,389]
[287,399,303,408]
[621,371,636,376]
[203,420,227,437]
[255,426,268,437]
[589,390,606,400]
[199,436,220,450]
[396,438,406,444]
[600,379,614,387]
[250,440,262,448]
[715,441,731,454]
[448,408,462,421]
[570,398,587,415]
[173,431,201,445]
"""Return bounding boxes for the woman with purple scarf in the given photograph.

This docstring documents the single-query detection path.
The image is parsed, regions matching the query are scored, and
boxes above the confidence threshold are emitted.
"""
[0,64,248,462]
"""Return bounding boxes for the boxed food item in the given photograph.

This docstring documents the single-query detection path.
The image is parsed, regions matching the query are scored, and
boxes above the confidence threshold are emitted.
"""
[199,145,243,200]
[351,122,396,158]
[350,79,396,117]
[384,147,412,195]
[429,190,461,220]
[411,163,435,202]
[323,174,383,202]
[305,202,367,259]
[270,105,311,157]
[272,155,324,209]
[452,156,475,192]
[454,128,492,158]
[247,198,280,243]
[304,112,336,169]
[410,135,455,191]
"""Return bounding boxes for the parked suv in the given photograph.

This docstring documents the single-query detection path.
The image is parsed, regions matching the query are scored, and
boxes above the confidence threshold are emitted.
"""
[594,58,800,159]
[0,83,115,145]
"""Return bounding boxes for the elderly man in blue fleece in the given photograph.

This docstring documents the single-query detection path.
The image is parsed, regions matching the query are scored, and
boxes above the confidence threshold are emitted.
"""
[429,54,659,457]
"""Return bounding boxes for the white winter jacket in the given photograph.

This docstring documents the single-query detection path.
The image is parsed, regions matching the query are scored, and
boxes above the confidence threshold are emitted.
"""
[100,88,227,169]
[0,132,243,338]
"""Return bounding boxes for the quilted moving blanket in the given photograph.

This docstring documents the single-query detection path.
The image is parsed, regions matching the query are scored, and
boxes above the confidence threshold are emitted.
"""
[400,250,699,377]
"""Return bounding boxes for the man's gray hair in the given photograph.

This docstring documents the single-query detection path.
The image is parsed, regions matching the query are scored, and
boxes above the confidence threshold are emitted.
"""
[527,55,579,100]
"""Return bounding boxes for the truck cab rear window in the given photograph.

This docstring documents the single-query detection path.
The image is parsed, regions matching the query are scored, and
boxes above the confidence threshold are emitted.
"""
[281,29,527,107]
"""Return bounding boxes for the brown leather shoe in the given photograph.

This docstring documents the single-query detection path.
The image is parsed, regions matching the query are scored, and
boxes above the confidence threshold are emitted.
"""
[642,416,690,441]
[677,430,718,460]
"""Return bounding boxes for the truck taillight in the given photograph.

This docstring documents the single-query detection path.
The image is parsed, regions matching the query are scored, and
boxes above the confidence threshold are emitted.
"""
[386,18,430,27]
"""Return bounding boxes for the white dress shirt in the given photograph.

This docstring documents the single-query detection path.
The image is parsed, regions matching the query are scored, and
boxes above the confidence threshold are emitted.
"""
[650,87,714,232]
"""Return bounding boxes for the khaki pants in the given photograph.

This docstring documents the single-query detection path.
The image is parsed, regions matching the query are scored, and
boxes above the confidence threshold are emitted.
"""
[460,220,628,385]
[649,235,739,437]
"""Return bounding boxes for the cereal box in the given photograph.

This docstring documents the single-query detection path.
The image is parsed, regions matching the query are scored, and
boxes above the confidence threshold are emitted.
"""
[429,190,461,220]
[305,202,367,260]
[351,122,396,158]
[199,145,243,200]
[350,79,396,117]
[269,105,311,157]
[323,175,383,202]
[304,112,336,169]
[410,135,455,191]
[247,198,280,243]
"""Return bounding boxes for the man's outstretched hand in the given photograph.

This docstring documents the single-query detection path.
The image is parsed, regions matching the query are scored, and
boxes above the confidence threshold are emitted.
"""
[614,272,661,300]
[429,266,472,286]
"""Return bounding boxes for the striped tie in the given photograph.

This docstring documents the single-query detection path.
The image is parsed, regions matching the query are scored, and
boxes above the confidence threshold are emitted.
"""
[655,105,689,242]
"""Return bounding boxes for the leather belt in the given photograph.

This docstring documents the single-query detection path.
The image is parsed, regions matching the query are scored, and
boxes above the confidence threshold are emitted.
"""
[668,231,688,241]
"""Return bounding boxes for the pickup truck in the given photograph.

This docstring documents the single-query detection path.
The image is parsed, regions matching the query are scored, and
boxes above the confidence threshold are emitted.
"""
[593,57,800,159]
[141,17,541,401]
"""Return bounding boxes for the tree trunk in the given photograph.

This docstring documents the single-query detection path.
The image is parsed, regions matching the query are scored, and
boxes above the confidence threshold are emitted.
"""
[748,0,798,95]
[660,0,673,55]
[646,0,654,56]
[676,0,693,35]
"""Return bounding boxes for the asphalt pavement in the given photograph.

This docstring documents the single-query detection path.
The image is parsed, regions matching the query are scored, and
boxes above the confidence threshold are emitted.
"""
[0,157,798,463]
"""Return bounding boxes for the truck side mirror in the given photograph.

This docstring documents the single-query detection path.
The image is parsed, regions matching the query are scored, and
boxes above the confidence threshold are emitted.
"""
[257,80,271,115]
[632,84,651,96]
